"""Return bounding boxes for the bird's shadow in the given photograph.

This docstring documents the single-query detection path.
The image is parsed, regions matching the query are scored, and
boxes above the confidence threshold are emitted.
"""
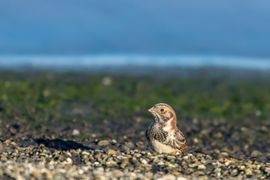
[34,138,94,151]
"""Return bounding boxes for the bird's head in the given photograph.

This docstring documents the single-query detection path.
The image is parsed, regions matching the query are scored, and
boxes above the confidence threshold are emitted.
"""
[148,103,177,129]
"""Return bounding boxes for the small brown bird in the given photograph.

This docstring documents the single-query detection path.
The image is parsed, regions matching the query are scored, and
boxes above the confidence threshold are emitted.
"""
[146,103,187,154]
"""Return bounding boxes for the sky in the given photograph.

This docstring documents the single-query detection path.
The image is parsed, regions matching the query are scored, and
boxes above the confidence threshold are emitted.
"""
[1,0,270,58]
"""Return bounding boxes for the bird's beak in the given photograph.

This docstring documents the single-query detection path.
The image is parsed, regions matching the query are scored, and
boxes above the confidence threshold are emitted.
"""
[148,107,155,114]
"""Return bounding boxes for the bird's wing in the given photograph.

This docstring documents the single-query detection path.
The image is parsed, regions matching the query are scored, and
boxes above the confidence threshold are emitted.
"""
[174,129,187,150]
[164,129,187,151]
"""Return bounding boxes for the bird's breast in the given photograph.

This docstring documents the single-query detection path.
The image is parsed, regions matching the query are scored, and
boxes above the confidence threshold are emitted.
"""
[151,139,176,154]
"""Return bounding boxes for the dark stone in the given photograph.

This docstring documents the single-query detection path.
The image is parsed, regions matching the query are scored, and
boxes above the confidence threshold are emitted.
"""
[205,163,215,175]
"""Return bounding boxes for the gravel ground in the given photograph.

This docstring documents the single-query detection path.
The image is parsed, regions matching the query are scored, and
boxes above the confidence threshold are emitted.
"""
[1,119,269,179]
[0,70,270,179]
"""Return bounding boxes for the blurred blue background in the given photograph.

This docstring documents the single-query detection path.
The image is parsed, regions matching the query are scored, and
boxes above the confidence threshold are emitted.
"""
[0,0,270,69]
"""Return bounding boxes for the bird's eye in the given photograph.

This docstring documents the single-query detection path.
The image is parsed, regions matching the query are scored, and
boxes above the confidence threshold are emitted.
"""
[160,108,164,112]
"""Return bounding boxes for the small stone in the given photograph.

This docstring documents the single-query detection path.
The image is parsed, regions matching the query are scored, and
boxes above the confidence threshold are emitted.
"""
[81,151,90,156]
[63,152,72,158]
[157,174,176,180]
[111,139,117,144]
[98,140,110,146]
[4,139,13,145]
[220,152,229,157]
[31,170,41,178]
[0,143,3,152]
[193,138,199,144]
[112,169,123,177]
[231,169,238,176]
[66,157,73,164]
[198,164,206,170]
[157,161,165,166]
[145,172,154,178]
[120,160,128,168]
[188,163,197,168]
[166,155,176,161]
[107,149,117,156]
[177,177,187,180]
[140,158,148,164]
[245,169,253,177]
[205,163,214,174]
[93,167,104,176]
[72,129,80,136]
[264,167,270,174]
[131,158,138,165]
[214,132,223,139]
[239,165,246,171]
[106,160,116,167]
[251,150,261,158]
[241,127,248,132]
[260,126,268,132]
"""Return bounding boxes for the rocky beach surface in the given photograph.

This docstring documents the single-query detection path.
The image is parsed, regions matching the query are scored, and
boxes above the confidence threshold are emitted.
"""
[0,70,269,179]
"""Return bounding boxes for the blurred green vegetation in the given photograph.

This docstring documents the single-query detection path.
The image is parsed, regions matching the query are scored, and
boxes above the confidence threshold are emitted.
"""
[0,71,270,128]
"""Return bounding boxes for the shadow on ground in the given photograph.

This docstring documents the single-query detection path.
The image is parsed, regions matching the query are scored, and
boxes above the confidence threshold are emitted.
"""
[34,138,93,151]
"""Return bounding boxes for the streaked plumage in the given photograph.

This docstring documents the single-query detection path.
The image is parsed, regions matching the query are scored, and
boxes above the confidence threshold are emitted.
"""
[146,103,187,154]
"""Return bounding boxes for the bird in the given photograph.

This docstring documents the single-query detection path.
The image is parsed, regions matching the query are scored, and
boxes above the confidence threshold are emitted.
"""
[146,103,187,154]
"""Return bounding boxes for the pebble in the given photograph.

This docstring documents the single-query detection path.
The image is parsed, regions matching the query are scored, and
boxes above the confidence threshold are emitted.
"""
[157,174,176,180]
[66,157,73,164]
[107,149,117,156]
[98,140,110,146]
[197,164,206,170]
[251,150,261,158]
[231,169,238,177]
[111,139,117,144]
[72,129,80,136]
[177,177,187,180]
[245,168,253,177]
[140,158,148,165]
[0,120,269,179]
